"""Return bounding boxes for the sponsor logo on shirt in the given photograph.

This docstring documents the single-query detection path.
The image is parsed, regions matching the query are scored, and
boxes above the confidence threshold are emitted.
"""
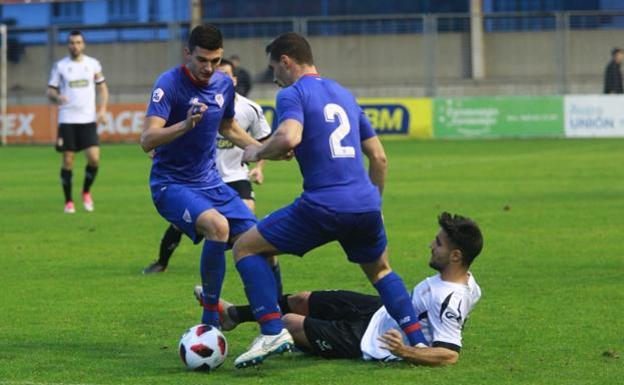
[215,94,224,108]
[216,138,235,149]
[152,88,164,103]
[69,79,89,88]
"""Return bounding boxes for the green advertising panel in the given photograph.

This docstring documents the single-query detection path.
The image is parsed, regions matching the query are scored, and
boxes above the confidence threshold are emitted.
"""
[434,96,564,138]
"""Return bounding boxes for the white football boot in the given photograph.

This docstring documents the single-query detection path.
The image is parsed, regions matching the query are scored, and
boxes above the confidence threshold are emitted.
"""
[234,328,294,368]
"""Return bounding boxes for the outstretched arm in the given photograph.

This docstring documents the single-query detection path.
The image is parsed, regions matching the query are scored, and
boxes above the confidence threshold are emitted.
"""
[378,329,459,366]
[243,119,301,162]
[218,117,261,149]
[361,136,388,196]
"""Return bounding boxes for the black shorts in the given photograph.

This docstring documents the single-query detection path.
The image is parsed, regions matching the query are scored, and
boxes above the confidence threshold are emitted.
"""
[56,122,99,152]
[226,180,254,200]
[302,290,382,359]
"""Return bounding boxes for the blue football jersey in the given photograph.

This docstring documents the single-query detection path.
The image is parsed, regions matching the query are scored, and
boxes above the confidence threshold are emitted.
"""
[146,66,235,187]
[276,74,381,212]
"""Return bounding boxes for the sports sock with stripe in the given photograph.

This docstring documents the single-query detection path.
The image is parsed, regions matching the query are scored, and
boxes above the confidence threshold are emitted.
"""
[373,271,427,346]
[236,255,282,335]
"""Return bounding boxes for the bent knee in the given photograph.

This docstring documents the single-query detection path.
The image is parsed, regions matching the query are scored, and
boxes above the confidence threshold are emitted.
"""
[288,291,312,316]
[281,313,304,332]
[196,210,229,241]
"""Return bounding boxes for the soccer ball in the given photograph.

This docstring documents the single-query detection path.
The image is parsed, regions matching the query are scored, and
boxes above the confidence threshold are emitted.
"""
[179,324,228,371]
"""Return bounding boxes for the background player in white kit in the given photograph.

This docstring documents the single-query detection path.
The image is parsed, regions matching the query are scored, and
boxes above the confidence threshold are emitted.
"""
[142,59,279,284]
[47,30,108,214]
[216,212,483,366]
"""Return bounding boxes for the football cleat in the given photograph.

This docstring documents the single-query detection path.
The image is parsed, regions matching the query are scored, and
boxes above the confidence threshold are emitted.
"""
[142,261,167,274]
[82,192,94,212]
[234,328,294,368]
[193,285,239,331]
[64,201,76,214]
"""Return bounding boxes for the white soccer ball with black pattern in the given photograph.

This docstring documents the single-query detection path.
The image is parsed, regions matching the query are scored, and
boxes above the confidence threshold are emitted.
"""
[179,324,228,371]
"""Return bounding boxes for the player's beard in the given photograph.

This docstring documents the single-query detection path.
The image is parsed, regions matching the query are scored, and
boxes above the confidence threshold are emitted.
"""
[428,255,447,272]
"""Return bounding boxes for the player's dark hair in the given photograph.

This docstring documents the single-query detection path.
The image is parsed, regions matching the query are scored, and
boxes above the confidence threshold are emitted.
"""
[218,58,234,69]
[438,212,483,267]
[188,24,223,52]
[265,32,314,65]
[68,30,84,41]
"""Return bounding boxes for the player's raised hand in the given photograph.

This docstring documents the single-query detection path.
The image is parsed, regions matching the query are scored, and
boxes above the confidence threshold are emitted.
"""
[248,166,264,185]
[378,329,406,353]
[242,144,261,163]
[185,103,208,129]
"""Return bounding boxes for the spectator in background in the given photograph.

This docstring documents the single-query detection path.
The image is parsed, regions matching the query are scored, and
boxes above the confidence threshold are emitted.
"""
[230,54,253,96]
[604,48,623,94]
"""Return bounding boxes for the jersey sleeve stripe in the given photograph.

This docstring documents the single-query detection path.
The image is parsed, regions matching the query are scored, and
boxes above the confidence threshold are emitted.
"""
[432,341,461,353]
[256,134,272,142]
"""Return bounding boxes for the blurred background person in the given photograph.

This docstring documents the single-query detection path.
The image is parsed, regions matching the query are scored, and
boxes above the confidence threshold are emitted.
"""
[47,30,108,214]
[229,54,252,96]
[603,47,623,94]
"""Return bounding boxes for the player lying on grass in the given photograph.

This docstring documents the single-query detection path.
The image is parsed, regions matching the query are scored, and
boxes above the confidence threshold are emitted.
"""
[198,212,483,366]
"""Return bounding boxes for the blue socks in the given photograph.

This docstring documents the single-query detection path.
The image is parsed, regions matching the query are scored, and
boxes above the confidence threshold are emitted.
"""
[374,271,427,346]
[236,255,283,335]
[200,240,227,327]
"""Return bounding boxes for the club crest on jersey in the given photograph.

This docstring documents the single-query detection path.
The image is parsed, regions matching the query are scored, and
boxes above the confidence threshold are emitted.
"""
[215,94,224,108]
[152,88,164,102]
[183,209,192,223]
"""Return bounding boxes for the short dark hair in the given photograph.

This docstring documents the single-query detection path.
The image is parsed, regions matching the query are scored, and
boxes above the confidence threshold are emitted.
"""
[218,58,234,69]
[612,47,622,57]
[438,212,483,267]
[265,32,314,65]
[188,24,223,52]
[68,30,83,41]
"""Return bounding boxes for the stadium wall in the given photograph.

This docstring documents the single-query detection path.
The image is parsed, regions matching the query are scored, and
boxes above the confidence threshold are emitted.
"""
[6,29,621,99]
[5,95,624,144]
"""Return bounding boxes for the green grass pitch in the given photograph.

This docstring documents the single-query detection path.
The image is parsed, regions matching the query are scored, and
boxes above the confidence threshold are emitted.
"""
[0,138,622,385]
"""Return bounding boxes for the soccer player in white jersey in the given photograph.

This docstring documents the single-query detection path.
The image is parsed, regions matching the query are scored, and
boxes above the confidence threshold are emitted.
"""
[142,59,278,282]
[47,30,108,214]
[216,212,483,366]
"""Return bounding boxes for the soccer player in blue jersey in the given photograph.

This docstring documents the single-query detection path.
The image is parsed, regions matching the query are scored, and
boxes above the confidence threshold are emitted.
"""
[230,32,428,368]
[140,25,262,328]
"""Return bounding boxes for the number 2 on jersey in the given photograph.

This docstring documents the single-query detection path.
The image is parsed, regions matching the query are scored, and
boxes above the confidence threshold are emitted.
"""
[325,103,355,158]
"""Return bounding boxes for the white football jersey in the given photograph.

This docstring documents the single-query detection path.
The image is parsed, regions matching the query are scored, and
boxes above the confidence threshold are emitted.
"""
[361,273,481,361]
[216,93,271,183]
[48,55,105,124]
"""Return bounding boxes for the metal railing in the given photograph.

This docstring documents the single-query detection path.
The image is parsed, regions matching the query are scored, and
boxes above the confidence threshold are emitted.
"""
[3,11,624,99]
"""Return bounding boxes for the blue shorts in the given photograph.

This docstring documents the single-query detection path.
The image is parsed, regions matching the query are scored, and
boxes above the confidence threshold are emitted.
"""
[257,198,387,264]
[151,183,256,244]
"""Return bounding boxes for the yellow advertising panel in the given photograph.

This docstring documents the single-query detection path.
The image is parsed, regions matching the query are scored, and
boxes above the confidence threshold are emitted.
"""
[256,97,432,138]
